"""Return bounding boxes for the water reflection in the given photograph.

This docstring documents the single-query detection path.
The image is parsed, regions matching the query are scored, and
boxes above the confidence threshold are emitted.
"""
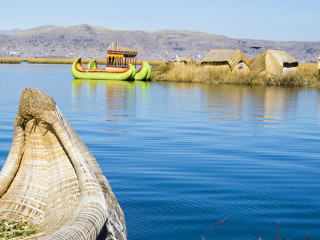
[162,83,302,123]
[72,79,100,105]
[72,80,320,133]
[72,79,151,124]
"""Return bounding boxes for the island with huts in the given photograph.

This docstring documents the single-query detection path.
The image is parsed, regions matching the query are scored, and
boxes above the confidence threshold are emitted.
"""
[153,49,319,86]
[0,48,319,86]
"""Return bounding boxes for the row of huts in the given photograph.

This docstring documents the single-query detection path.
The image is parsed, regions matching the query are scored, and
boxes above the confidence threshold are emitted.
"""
[190,49,298,77]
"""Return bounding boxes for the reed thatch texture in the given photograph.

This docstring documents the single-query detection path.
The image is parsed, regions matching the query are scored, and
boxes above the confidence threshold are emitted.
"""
[0,88,126,240]
[174,57,196,65]
[250,50,298,76]
[201,49,250,73]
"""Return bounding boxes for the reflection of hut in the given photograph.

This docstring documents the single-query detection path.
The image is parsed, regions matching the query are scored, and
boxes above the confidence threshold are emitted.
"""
[174,57,196,65]
[201,49,250,73]
[250,50,298,77]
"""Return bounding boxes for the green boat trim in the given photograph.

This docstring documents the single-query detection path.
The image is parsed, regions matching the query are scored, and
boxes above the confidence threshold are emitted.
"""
[87,59,98,70]
[72,57,135,81]
[146,62,151,80]
[134,61,151,81]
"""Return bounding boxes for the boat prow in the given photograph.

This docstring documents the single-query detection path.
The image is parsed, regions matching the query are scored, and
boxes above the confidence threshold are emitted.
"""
[72,57,135,81]
[0,88,127,239]
[134,61,151,81]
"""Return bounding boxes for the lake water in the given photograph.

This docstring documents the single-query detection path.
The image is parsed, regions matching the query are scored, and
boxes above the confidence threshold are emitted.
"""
[0,63,319,240]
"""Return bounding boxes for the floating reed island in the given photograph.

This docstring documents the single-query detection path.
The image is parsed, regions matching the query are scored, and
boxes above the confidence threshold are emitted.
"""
[152,62,319,86]
[0,88,126,239]
[153,49,320,87]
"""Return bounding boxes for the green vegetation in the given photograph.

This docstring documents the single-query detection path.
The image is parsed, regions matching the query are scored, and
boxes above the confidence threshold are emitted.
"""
[152,62,319,86]
[0,211,41,239]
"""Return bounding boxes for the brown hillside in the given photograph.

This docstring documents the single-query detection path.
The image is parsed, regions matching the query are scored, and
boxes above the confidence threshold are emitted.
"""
[0,24,319,62]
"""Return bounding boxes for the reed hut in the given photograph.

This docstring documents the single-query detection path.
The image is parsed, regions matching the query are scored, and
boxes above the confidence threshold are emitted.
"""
[201,49,250,73]
[250,50,298,77]
[318,55,320,73]
[0,89,126,240]
[174,57,196,65]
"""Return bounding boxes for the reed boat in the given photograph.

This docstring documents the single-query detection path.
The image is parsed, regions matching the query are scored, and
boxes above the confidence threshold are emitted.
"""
[134,61,152,81]
[0,88,126,239]
[72,57,135,81]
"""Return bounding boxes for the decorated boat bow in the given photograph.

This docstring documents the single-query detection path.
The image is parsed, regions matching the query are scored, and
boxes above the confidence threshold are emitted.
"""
[0,88,127,239]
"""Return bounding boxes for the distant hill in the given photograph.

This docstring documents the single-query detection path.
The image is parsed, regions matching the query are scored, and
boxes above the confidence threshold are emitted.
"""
[0,29,22,35]
[0,24,319,62]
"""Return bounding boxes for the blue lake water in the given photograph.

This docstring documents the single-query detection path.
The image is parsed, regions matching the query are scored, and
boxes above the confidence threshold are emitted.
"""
[0,63,320,239]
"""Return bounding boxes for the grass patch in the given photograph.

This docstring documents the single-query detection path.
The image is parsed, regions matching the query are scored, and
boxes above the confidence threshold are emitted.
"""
[152,63,320,86]
[0,58,27,64]
[27,58,75,64]
[0,211,41,239]
[138,60,164,66]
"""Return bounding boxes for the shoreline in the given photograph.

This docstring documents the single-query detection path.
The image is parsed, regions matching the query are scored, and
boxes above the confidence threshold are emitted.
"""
[1,57,318,87]
[0,57,164,66]
[151,62,320,87]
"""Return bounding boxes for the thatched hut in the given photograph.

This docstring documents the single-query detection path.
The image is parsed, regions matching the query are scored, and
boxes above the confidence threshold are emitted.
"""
[250,50,298,77]
[174,57,196,65]
[0,89,126,240]
[201,49,250,73]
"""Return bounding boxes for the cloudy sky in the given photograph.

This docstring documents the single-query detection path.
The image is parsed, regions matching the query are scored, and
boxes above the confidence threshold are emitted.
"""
[2,0,319,41]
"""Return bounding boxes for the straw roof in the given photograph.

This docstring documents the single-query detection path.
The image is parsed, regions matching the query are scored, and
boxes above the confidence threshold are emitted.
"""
[174,57,196,64]
[250,50,298,76]
[201,49,250,70]
[0,89,126,240]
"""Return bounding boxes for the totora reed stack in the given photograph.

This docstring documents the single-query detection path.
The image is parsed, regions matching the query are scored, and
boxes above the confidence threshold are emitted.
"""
[0,88,126,239]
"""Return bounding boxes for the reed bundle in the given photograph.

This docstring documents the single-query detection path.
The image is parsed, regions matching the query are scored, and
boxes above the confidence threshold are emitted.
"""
[27,58,75,64]
[0,58,27,64]
[0,89,126,239]
[152,63,320,86]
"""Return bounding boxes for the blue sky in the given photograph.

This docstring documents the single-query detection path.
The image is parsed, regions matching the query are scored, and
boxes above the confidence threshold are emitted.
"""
[2,0,319,41]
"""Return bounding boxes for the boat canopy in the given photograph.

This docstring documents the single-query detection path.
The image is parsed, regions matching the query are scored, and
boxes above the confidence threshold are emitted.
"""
[107,42,137,67]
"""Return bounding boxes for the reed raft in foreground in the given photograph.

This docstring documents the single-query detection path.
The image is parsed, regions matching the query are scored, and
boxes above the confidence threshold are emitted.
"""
[0,89,126,239]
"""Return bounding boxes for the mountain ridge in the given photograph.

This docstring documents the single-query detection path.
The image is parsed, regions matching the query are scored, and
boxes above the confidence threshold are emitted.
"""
[0,24,319,62]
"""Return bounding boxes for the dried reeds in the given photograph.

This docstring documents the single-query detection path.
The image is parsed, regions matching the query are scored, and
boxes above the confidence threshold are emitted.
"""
[152,63,265,84]
[152,63,320,86]
[27,58,75,64]
[201,218,311,240]
[0,57,164,66]
[202,217,230,240]
[0,88,126,240]
[298,63,318,75]
[0,58,27,64]
[137,60,163,66]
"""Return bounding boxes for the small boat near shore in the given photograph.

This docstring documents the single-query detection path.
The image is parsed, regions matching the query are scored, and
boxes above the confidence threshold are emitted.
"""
[72,42,151,81]
[72,57,136,81]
